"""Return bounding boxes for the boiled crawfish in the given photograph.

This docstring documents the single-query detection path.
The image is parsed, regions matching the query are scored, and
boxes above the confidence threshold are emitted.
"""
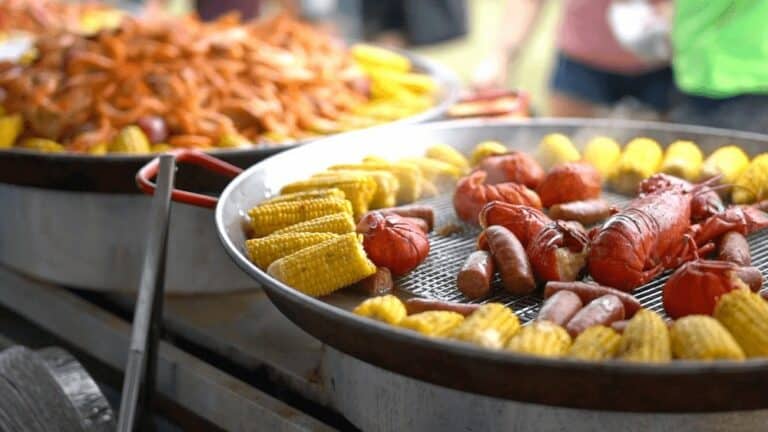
[527,221,590,282]
[638,173,723,222]
[453,170,541,224]
[477,201,551,247]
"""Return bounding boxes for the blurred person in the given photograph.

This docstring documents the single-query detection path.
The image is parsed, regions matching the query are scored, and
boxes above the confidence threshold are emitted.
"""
[361,0,468,47]
[669,0,768,133]
[474,0,673,117]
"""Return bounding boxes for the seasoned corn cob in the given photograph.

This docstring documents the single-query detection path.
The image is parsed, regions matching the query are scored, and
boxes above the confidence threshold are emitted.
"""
[281,174,377,219]
[567,325,621,360]
[109,125,150,154]
[611,137,663,194]
[700,145,750,186]
[732,153,768,204]
[714,290,768,357]
[670,315,745,360]
[470,140,508,166]
[450,303,521,349]
[270,213,356,236]
[616,309,671,363]
[536,133,580,171]
[217,133,249,148]
[368,69,438,94]
[426,144,470,173]
[400,157,461,191]
[246,232,337,269]
[268,233,377,297]
[0,114,23,148]
[660,140,703,181]
[506,321,572,357]
[352,44,411,73]
[247,198,353,237]
[19,138,64,153]
[332,162,422,204]
[399,311,465,337]
[582,136,622,180]
[353,294,407,324]
[264,189,346,205]
[317,170,399,209]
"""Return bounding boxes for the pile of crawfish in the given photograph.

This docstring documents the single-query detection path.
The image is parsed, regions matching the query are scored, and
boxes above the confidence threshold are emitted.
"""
[452,152,768,319]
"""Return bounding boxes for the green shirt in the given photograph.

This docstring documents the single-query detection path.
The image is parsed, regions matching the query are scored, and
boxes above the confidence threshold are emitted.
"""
[673,0,768,98]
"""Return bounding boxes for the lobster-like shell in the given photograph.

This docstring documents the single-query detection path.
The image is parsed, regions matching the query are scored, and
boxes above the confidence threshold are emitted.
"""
[453,170,542,224]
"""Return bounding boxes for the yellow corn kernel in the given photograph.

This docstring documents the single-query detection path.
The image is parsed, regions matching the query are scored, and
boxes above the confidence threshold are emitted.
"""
[362,155,389,164]
[700,145,750,185]
[536,133,580,171]
[150,143,172,153]
[353,294,407,325]
[88,142,108,155]
[109,125,150,154]
[506,321,572,357]
[611,137,664,194]
[660,140,703,181]
[399,311,465,337]
[450,303,521,349]
[281,174,377,219]
[317,170,399,209]
[367,69,437,94]
[248,198,353,238]
[271,213,356,236]
[217,133,250,148]
[268,233,376,297]
[470,140,508,166]
[714,290,768,357]
[19,138,64,153]
[400,157,461,191]
[567,325,622,361]
[582,136,621,180]
[732,153,768,204]
[352,44,411,73]
[426,144,469,173]
[246,232,337,269]
[265,189,346,205]
[616,309,671,363]
[670,315,745,361]
[0,114,23,148]
[332,162,422,205]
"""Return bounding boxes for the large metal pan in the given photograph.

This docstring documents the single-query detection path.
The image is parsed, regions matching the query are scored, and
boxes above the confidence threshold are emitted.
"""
[0,51,459,294]
[206,118,768,411]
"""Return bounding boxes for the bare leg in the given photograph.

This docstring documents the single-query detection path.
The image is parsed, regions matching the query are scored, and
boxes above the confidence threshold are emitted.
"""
[549,92,598,117]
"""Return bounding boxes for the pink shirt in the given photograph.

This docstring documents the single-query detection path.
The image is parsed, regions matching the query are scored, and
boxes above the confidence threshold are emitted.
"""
[558,0,664,74]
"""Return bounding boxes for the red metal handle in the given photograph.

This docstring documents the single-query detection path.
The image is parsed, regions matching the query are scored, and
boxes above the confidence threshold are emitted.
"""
[136,149,243,209]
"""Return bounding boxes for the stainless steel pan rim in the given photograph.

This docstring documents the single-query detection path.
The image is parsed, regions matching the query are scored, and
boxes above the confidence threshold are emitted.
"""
[215,117,768,411]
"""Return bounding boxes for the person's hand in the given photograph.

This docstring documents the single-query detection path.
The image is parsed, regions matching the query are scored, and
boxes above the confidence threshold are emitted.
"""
[471,54,508,90]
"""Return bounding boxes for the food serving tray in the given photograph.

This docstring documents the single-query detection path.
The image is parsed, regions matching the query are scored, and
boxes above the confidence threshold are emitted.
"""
[215,118,768,412]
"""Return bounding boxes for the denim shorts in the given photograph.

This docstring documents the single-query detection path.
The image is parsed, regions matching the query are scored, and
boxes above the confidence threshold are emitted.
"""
[551,53,675,112]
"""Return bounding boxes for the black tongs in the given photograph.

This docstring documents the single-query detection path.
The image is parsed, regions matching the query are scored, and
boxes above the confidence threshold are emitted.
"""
[117,155,176,432]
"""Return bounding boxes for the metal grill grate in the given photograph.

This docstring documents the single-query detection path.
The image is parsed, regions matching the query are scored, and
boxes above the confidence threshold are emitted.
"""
[397,193,768,323]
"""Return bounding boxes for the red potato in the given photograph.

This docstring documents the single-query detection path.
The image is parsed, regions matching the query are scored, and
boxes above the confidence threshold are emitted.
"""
[544,281,642,318]
[457,250,495,299]
[537,290,583,326]
[475,152,545,188]
[717,231,751,266]
[548,199,613,226]
[485,225,536,295]
[565,294,625,337]
[404,298,480,317]
[536,162,602,208]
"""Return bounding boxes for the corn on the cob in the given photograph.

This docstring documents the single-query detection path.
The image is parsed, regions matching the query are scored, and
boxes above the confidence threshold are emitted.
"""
[265,189,346,205]
[400,157,461,192]
[317,170,399,209]
[0,114,23,149]
[217,133,249,148]
[19,138,64,153]
[611,137,663,194]
[714,290,768,357]
[700,145,750,185]
[616,309,671,363]
[88,142,108,155]
[470,140,508,166]
[270,212,356,236]
[732,153,768,204]
[268,233,376,297]
[567,325,621,360]
[109,125,150,154]
[246,232,338,269]
[582,136,622,180]
[660,140,703,181]
[426,144,470,173]
[362,155,390,164]
[281,174,377,219]
[399,311,465,337]
[247,198,353,238]
[367,69,437,94]
[450,303,521,349]
[150,143,171,153]
[506,321,572,357]
[353,294,407,324]
[352,44,411,73]
[536,133,580,171]
[670,315,745,360]
[331,162,422,204]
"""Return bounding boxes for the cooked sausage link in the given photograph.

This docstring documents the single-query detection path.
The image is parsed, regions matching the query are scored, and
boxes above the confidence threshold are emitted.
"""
[404,298,481,317]
[457,250,495,299]
[545,281,642,318]
[565,294,625,337]
[548,199,613,226]
[356,268,393,296]
[485,226,536,295]
[537,290,583,326]
[718,231,751,266]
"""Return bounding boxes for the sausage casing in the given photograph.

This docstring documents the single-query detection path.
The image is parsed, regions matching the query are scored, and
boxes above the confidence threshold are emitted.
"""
[548,199,612,226]
[404,298,480,317]
[565,294,625,337]
[545,281,642,317]
[485,225,536,294]
[356,268,393,296]
[733,266,763,292]
[537,290,583,326]
[380,205,435,231]
[718,231,751,266]
[457,250,495,299]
